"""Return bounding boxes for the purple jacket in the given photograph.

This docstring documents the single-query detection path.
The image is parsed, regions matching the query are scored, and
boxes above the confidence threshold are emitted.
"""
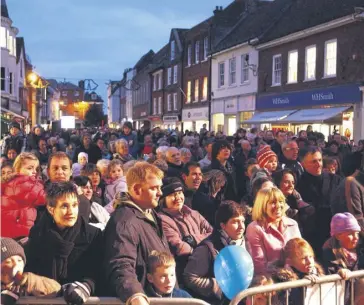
[246,216,301,275]
[159,205,213,256]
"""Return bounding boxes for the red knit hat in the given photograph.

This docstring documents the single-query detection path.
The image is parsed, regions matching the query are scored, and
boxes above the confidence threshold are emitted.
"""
[257,145,277,169]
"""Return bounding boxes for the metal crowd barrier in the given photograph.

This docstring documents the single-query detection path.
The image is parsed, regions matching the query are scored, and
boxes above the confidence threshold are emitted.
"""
[17,297,210,305]
[230,269,364,305]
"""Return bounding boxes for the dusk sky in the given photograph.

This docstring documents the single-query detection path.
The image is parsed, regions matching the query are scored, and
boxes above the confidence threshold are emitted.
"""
[7,0,232,104]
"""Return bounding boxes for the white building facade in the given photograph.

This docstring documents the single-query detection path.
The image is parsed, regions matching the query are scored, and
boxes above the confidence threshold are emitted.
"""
[210,43,258,135]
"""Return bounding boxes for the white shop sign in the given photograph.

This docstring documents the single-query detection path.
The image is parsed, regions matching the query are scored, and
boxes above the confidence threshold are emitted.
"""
[224,98,238,114]
[238,95,256,111]
[163,115,179,123]
[182,107,209,121]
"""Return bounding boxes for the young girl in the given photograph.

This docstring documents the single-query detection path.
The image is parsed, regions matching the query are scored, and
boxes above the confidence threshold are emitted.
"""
[72,152,88,177]
[1,152,46,239]
[323,213,364,305]
[256,145,278,176]
[270,238,325,305]
[104,159,127,212]
[247,275,278,305]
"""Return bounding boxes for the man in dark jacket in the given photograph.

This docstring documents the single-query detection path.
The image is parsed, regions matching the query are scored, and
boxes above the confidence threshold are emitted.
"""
[1,122,25,157]
[73,133,102,164]
[181,162,203,208]
[120,121,139,158]
[165,147,184,179]
[103,162,171,305]
[297,147,342,257]
[270,130,286,161]
[279,140,304,181]
[26,125,43,151]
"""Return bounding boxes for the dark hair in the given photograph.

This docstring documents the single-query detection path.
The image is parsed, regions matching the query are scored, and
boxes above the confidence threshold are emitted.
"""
[251,176,273,199]
[323,156,337,168]
[81,163,100,176]
[73,175,92,187]
[1,160,13,169]
[298,130,307,137]
[211,140,231,161]
[215,201,245,229]
[272,169,297,188]
[47,151,72,169]
[299,146,321,161]
[182,161,201,176]
[244,158,258,173]
[328,140,339,148]
[46,182,78,207]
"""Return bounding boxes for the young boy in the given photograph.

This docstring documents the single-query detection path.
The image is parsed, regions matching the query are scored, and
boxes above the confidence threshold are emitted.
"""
[1,237,61,304]
[146,251,191,298]
[256,145,278,175]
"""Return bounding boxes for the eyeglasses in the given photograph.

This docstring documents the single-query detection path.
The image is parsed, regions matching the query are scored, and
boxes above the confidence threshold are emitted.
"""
[285,147,299,152]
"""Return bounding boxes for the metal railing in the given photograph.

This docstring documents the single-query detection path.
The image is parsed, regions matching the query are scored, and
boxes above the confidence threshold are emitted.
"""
[229,269,364,305]
[17,297,210,305]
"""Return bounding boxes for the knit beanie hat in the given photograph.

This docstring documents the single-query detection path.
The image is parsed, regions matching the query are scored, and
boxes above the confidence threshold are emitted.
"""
[256,145,277,169]
[160,177,184,200]
[78,152,88,162]
[330,212,361,236]
[1,238,26,264]
[9,121,21,130]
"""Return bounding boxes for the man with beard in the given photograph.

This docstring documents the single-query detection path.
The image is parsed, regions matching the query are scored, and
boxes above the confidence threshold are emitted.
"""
[103,162,170,305]
[297,147,342,257]
[181,162,203,208]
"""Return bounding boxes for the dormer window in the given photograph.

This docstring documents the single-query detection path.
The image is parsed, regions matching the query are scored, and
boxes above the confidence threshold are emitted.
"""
[171,41,175,61]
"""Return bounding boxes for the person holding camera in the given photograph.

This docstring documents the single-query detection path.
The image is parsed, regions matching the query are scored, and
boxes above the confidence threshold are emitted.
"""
[158,177,213,283]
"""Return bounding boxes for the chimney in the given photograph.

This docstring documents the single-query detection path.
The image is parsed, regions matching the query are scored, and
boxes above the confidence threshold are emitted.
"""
[213,6,221,15]
[78,80,84,89]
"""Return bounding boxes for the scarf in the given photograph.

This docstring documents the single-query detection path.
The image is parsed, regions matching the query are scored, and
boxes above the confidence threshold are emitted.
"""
[29,212,82,281]
[219,230,245,248]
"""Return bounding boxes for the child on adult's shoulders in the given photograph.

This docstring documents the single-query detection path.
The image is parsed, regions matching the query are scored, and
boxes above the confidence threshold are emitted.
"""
[146,250,191,299]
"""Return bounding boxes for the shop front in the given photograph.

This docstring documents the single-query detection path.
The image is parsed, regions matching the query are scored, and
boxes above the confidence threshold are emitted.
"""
[182,107,209,132]
[238,94,255,129]
[162,115,181,131]
[133,105,150,130]
[250,84,363,140]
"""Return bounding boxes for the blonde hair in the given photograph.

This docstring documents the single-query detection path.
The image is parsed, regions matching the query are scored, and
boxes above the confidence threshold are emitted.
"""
[96,159,110,171]
[115,139,128,154]
[252,187,286,222]
[283,238,315,261]
[126,161,164,192]
[147,250,176,274]
[13,152,40,174]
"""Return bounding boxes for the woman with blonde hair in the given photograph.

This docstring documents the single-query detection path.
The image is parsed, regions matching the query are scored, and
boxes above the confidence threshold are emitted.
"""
[1,152,46,239]
[246,186,301,274]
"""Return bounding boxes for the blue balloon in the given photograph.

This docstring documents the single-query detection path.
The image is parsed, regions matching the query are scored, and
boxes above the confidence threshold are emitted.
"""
[214,245,254,300]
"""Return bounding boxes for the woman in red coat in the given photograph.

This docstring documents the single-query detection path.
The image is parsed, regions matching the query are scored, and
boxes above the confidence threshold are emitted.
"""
[1,152,46,239]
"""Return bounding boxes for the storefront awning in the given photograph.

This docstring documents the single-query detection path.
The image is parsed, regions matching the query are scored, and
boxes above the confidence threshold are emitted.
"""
[1,108,25,119]
[244,110,296,124]
[280,107,350,124]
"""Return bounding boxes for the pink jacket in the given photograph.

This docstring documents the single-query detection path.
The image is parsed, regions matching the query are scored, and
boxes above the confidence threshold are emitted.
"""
[246,216,301,275]
[159,205,213,256]
[105,176,127,204]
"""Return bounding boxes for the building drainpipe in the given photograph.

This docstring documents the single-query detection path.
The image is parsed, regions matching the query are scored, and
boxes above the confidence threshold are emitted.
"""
[208,23,213,131]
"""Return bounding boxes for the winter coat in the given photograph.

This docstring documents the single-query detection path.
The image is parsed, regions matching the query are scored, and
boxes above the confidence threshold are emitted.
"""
[104,176,127,205]
[102,193,171,303]
[331,172,364,233]
[246,216,301,275]
[159,205,213,257]
[210,160,238,202]
[145,284,191,298]
[279,156,304,181]
[234,149,256,199]
[297,171,342,256]
[1,175,46,238]
[73,143,102,164]
[192,191,220,227]
[31,149,50,166]
[25,212,103,294]
[166,162,184,180]
[26,133,41,151]
[183,230,246,305]
[1,133,25,156]
[120,132,139,158]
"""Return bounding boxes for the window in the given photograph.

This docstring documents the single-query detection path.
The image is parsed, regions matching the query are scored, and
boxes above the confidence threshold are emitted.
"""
[158,97,162,114]
[187,81,191,103]
[7,30,13,55]
[187,45,192,66]
[0,27,6,48]
[324,39,337,77]
[272,54,282,85]
[203,37,208,60]
[194,79,199,102]
[158,73,162,89]
[241,54,249,83]
[62,91,68,97]
[167,68,172,85]
[20,59,23,78]
[9,72,13,94]
[173,65,178,84]
[195,41,200,64]
[171,41,175,61]
[153,75,157,91]
[153,97,157,114]
[173,93,177,110]
[305,45,316,80]
[74,91,79,97]
[218,62,225,87]
[229,57,236,85]
[202,77,208,100]
[167,94,172,111]
[1,67,5,91]
[287,50,298,83]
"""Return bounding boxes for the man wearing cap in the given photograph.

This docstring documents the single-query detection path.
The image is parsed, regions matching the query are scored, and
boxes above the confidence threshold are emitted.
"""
[1,122,26,157]
[120,121,139,159]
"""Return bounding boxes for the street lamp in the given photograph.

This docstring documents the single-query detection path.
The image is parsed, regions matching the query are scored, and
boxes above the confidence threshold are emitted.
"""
[28,72,38,83]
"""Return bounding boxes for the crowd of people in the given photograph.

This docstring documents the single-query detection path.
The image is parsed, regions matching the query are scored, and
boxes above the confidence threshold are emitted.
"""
[1,121,364,305]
